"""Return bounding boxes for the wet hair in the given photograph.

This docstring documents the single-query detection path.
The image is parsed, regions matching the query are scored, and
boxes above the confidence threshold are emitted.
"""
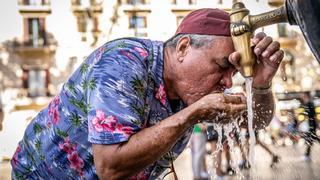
[165,34,215,49]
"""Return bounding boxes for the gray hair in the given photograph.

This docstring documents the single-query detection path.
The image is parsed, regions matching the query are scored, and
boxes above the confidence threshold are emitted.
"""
[165,34,216,49]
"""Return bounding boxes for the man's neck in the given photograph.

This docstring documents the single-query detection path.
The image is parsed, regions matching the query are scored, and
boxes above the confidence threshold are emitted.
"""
[163,46,179,101]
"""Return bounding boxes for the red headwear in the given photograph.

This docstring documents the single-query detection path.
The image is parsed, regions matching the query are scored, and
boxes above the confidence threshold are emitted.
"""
[175,8,231,36]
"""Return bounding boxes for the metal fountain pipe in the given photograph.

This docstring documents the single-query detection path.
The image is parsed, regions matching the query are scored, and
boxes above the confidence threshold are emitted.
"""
[230,0,320,77]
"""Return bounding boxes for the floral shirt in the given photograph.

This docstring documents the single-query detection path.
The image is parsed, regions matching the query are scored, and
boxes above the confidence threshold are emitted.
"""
[11,38,193,180]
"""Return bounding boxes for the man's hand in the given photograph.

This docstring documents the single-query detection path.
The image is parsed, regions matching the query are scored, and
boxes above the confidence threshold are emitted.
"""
[193,93,246,124]
[229,32,284,88]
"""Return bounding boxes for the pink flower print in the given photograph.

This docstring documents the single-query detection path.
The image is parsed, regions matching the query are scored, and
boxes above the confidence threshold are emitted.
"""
[114,123,134,137]
[52,110,60,124]
[12,145,21,168]
[67,151,84,172]
[52,95,60,106]
[59,137,77,154]
[155,84,167,106]
[134,47,148,59]
[47,121,52,128]
[122,126,134,136]
[95,47,105,61]
[120,50,135,60]
[115,123,123,132]
[49,107,60,124]
[92,110,118,132]
[49,95,60,124]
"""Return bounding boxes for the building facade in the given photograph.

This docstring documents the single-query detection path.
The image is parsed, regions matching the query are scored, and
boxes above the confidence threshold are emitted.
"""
[0,0,319,127]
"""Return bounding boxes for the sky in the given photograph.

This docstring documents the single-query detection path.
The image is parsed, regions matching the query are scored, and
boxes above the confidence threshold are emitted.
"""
[0,0,22,43]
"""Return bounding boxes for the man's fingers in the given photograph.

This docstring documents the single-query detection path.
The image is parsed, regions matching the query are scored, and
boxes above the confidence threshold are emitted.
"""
[262,41,280,59]
[232,104,247,113]
[232,92,246,103]
[224,95,246,104]
[254,36,273,56]
[252,32,266,45]
[269,49,284,63]
[228,104,247,118]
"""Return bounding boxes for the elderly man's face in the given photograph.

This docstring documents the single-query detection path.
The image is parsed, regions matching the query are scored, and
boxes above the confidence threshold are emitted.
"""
[174,36,236,105]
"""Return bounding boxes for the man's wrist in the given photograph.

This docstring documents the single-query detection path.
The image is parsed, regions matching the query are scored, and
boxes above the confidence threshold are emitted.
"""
[252,82,272,94]
[252,80,272,89]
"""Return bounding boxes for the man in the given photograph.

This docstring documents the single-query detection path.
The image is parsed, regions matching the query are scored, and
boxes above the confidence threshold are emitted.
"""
[11,8,283,179]
[190,123,208,180]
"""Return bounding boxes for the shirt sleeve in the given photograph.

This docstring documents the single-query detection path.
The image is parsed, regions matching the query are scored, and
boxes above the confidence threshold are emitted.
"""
[87,41,150,144]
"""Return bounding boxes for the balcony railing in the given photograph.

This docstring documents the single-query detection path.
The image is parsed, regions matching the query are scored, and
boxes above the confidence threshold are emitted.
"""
[18,0,51,14]
[8,35,57,66]
[18,0,50,6]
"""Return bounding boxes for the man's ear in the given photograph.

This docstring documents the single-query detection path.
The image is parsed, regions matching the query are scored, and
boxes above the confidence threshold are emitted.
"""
[176,36,191,62]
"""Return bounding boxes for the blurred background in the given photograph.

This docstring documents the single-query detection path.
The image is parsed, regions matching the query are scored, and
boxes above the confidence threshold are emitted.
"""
[0,0,320,179]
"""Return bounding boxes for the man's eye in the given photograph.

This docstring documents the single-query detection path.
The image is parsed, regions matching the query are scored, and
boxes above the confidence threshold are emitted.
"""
[219,64,229,70]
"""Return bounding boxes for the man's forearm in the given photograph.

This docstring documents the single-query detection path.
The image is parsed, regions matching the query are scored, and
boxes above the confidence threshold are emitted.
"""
[93,102,199,179]
[253,91,275,129]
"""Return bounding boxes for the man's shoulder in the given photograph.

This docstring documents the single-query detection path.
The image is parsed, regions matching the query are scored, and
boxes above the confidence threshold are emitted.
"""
[104,37,162,50]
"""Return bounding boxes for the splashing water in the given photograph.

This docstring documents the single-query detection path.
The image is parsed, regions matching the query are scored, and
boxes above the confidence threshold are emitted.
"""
[207,123,223,179]
[245,77,256,178]
[205,81,257,179]
[224,122,245,180]
[206,122,245,180]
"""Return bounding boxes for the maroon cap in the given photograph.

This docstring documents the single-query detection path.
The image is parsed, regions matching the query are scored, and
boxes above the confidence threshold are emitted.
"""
[175,8,230,36]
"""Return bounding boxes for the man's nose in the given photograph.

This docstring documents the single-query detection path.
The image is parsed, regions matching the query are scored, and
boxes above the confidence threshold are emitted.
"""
[221,74,233,89]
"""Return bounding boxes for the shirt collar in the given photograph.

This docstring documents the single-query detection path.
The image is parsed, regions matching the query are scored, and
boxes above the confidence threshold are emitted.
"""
[151,41,186,114]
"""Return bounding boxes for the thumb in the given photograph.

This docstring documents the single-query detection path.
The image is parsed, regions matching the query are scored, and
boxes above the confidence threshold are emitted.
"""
[229,52,241,71]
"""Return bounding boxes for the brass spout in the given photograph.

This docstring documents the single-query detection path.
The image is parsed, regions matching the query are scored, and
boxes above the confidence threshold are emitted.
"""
[249,6,288,32]
[230,2,289,77]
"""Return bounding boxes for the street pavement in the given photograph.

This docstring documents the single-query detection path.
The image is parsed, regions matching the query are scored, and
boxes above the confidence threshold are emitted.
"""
[1,110,319,180]
[1,143,320,179]
[172,142,320,180]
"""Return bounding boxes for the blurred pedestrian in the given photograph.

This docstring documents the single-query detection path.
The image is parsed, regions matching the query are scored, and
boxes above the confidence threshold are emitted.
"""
[190,123,209,180]
[285,110,299,146]
[301,92,320,161]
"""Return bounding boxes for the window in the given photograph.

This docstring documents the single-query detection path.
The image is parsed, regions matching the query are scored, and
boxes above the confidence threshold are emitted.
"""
[129,15,147,29]
[129,15,147,37]
[27,18,45,46]
[29,0,42,5]
[23,0,49,5]
[72,0,81,5]
[28,69,47,97]
[127,0,146,5]
[189,0,197,5]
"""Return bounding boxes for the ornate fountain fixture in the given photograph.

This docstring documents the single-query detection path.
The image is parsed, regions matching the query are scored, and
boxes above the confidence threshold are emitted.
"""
[230,0,320,77]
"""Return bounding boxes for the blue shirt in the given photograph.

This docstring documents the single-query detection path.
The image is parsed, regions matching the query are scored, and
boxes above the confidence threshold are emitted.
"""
[11,38,193,179]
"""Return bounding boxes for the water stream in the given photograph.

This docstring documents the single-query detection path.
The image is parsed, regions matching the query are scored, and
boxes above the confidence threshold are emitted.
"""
[245,77,256,178]
[206,78,256,179]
